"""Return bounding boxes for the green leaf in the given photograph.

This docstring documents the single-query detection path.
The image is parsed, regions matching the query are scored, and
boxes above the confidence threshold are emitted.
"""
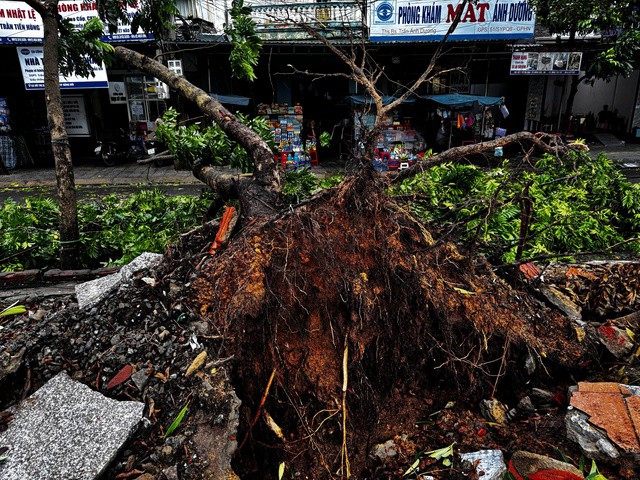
[585,460,608,480]
[0,305,26,317]
[164,401,189,438]
[403,458,420,477]
[278,462,285,480]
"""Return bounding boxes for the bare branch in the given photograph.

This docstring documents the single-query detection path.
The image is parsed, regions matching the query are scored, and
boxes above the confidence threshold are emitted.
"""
[384,0,470,113]
[393,132,568,184]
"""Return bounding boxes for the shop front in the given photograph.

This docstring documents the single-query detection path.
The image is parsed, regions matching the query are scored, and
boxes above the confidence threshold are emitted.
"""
[0,0,162,169]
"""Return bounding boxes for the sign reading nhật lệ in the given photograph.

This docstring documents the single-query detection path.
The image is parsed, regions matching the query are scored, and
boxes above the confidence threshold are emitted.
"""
[369,0,535,42]
[0,0,151,44]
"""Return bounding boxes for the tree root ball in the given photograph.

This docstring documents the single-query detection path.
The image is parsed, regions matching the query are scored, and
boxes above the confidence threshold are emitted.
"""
[189,169,585,477]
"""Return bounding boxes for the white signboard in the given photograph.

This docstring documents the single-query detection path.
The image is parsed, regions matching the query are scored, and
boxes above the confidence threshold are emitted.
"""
[511,51,583,75]
[369,0,536,42]
[17,46,109,90]
[108,82,127,104]
[62,95,90,137]
[0,0,151,44]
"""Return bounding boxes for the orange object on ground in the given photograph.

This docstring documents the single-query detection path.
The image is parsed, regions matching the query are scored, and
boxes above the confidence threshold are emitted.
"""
[209,206,237,254]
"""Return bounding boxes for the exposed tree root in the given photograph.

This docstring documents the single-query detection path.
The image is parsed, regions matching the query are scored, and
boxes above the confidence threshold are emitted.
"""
[188,168,587,477]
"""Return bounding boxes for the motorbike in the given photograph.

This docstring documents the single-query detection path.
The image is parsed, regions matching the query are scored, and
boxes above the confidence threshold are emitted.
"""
[94,128,156,167]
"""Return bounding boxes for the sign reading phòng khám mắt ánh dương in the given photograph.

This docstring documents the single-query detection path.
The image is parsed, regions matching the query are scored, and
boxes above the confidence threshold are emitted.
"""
[369,0,535,42]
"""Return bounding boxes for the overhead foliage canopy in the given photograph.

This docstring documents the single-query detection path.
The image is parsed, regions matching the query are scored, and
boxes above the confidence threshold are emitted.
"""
[530,0,640,79]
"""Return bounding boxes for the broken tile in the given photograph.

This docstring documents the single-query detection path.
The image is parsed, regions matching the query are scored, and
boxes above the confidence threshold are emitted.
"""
[0,371,144,480]
[568,382,640,458]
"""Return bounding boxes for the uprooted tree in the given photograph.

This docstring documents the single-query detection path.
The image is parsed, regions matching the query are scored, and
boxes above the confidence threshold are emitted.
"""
[44,1,634,477]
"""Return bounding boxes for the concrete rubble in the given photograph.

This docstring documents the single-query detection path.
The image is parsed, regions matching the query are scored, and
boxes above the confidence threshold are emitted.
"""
[0,371,144,480]
[75,252,163,310]
[459,449,506,480]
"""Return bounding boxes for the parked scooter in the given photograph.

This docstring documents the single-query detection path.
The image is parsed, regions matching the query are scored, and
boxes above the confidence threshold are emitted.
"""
[95,128,155,167]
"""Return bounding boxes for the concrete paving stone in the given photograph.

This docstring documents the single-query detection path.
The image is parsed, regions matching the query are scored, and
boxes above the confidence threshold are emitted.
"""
[0,371,144,480]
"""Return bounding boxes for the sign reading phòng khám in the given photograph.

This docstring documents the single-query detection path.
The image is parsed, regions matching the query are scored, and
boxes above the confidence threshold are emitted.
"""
[369,0,535,42]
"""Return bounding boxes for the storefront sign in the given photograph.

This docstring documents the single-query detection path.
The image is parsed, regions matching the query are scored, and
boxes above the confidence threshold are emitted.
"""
[62,95,90,137]
[369,0,535,42]
[17,46,109,90]
[511,51,583,75]
[108,82,127,104]
[0,0,151,44]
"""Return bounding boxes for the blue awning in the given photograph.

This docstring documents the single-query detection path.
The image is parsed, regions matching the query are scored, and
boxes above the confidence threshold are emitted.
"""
[346,95,416,105]
[209,93,251,106]
[422,94,503,109]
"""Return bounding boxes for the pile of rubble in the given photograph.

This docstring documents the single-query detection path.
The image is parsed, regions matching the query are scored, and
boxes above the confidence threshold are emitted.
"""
[0,247,639,478]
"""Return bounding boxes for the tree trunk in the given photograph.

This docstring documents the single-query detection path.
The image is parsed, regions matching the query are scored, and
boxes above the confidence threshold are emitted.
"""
[42,5,80,268]
[563,75,585,131]
[113,46,281,218]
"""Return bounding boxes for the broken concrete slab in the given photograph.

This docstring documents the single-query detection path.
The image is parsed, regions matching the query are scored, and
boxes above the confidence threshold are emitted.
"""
[567,382,640,460]
[75,252,163,310]
[0,371,144,480]
[566,409,620,461]
[459,449,506,480]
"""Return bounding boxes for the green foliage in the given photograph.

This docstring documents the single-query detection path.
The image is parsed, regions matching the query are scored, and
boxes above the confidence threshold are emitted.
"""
[156,108,275,173]
[58,17,114,78]
[0,189,213,272]
[391,151,640,263]
[281,170,345,204]
[282,169,320,204]
[225,0,262,81]
[319,132,332,148]
[530,0,640,81]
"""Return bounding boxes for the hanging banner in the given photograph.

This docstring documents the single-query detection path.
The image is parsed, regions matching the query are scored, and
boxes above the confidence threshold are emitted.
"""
[62,95,90,137]
[369,0,535,42]
[17,46,109,90]
[511,51,583,75]
[0,0,151,44]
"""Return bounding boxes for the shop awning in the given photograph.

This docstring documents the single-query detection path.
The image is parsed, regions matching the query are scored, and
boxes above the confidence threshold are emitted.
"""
[209,93,251,106]
[346,95,416,105]
[422,94,503,109]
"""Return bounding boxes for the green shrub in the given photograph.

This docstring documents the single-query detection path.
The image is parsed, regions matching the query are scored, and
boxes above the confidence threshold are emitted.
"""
[0,188,214,271]
[391,151,640,263]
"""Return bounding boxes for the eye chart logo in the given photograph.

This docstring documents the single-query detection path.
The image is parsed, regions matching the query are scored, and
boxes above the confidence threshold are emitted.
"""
[374,1,396,24]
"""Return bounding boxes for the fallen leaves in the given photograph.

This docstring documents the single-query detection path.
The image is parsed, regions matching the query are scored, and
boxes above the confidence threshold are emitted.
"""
[107,365,133,389]
[185,351,207,378]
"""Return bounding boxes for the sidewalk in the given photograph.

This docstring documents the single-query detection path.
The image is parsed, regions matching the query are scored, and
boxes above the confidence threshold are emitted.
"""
[0,161,200,187]
[0,159,346,188]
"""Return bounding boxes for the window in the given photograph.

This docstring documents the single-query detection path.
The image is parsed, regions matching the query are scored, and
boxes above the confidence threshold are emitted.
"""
[124,75,168,123]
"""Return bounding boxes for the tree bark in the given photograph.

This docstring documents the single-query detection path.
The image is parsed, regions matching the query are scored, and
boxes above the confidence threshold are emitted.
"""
[42,3,80,268]
[563,75,586,131]
[113,46,281,218]
[393,131,567,184]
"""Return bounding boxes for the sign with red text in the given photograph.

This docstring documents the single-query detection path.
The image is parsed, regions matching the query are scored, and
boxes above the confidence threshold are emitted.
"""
[0,0,151,44]
[369,0,535,42]
[511,51,583,75]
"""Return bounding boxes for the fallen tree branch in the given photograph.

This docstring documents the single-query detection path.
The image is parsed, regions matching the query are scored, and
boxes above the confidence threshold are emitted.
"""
[393,132,567,184]
[113,46,281,218]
